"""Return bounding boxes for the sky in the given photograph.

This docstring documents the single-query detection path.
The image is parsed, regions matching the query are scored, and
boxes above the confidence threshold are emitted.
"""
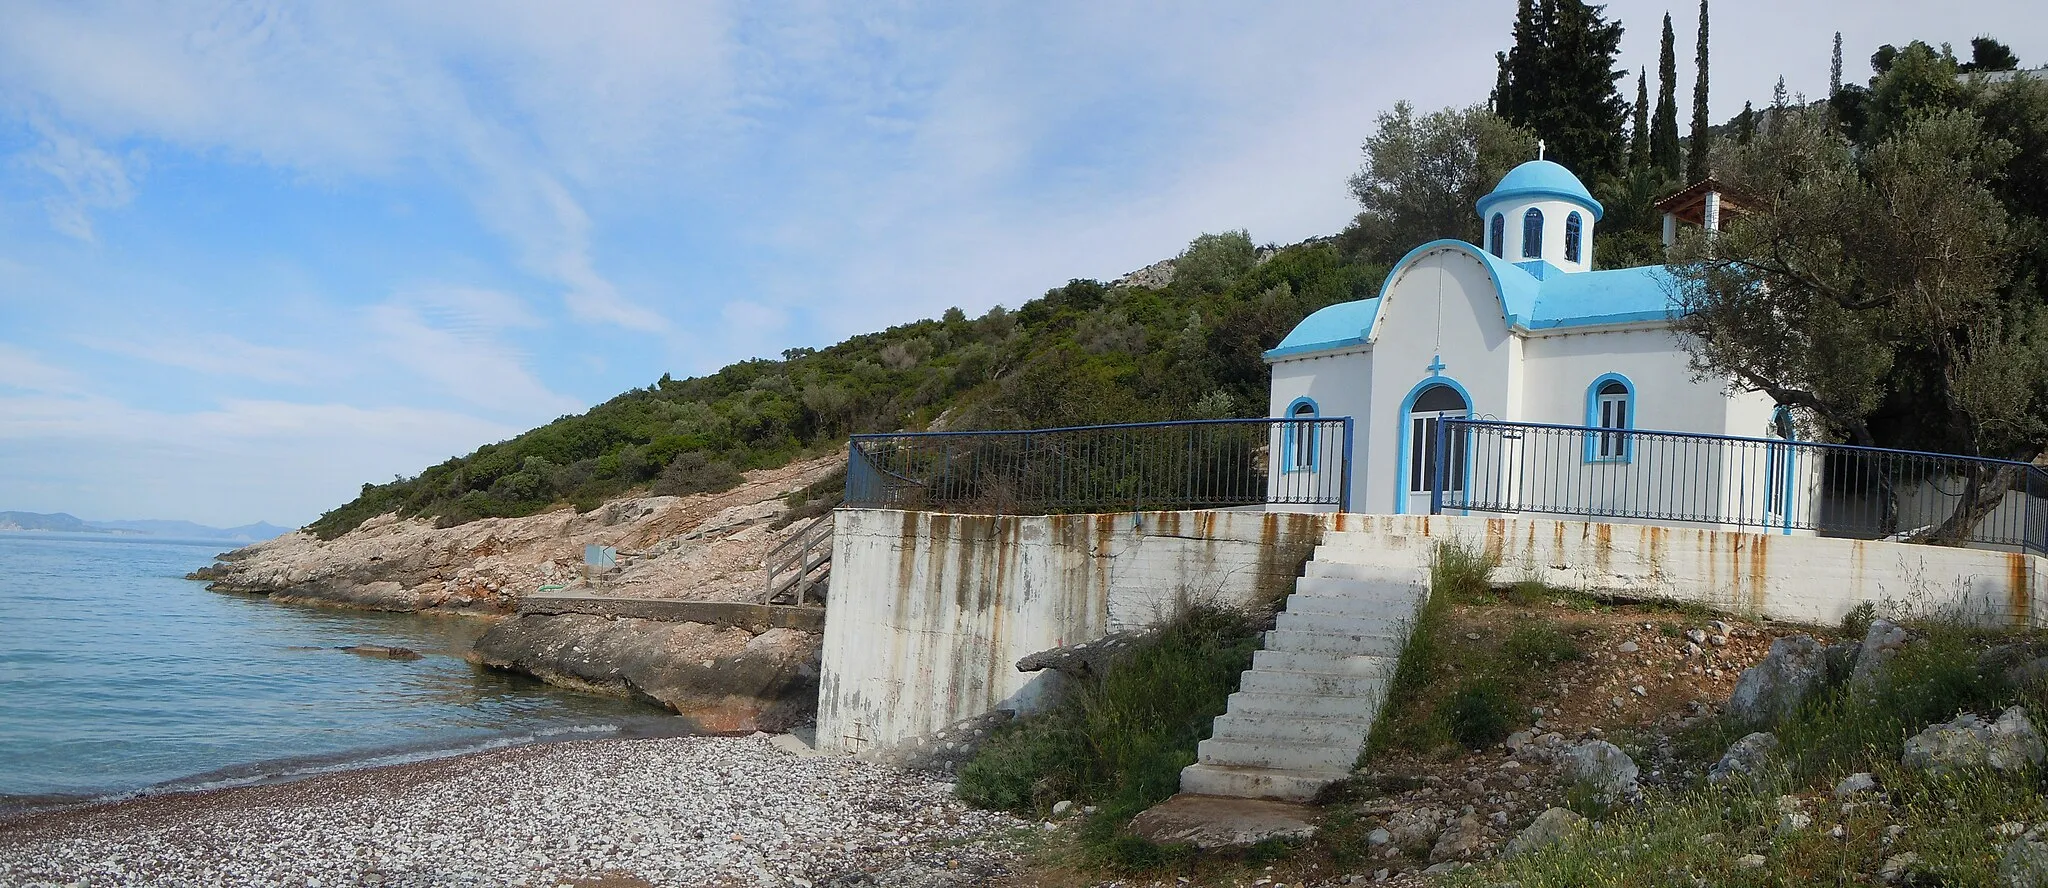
[0,1,2039,528]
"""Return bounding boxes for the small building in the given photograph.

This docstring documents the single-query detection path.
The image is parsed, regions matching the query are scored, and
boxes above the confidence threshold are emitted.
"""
[1265,159,1787,518]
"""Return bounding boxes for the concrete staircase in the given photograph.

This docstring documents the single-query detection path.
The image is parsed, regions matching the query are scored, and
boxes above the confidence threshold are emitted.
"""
[1180,531,1429,802]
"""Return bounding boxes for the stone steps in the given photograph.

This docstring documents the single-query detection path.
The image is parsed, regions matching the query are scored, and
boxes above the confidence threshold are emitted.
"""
[1178,536,1430,802]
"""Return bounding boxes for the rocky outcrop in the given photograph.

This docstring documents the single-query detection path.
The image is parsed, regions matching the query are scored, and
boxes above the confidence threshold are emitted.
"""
[1502,808,1583,859]
[1728,635,1831,726]
[1848,619,1916,693]
[189,456,842,614]
[1901,706,2045,777]
[1015,630,1155,680]
[468,613,820,732]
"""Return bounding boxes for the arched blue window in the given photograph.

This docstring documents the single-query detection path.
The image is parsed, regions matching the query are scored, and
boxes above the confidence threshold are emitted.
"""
[1584,374,1634,462]
[1283,398,1319,472]
[1565,211,1583,263]
[1522,208,1544,258]
[1488,213,1505,258]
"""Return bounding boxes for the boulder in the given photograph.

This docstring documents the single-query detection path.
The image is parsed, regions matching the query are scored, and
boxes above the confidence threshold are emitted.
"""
[337,644,423,660]
[1567,740,1640,805]
[1707,732,1778,784]
[1729,635,1831,726]
[1501,807,1584,859]
[1848,619,1915,693]
[1980,642,2048,688]
[1901,706,2046,778]
[1125,794,1316,850]
[1428,813,1488,864]
[1385,805,1451,854]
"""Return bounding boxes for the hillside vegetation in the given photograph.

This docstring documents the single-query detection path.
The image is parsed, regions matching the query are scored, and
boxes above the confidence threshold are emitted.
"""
[310,233,1382,539]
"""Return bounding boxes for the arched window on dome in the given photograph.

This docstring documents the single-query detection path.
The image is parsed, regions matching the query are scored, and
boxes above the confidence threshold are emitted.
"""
[1522,208,1543,259]
[1565,211,1583,263]
[1489,214,1505,258]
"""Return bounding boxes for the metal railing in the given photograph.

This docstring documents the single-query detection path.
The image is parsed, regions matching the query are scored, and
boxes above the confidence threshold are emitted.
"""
[760,512,833,605]
[1430,419,2048,553]
[846,417,1353,514]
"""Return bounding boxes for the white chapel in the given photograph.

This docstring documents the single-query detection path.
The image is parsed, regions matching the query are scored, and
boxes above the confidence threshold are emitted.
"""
[1265,159,1781,516]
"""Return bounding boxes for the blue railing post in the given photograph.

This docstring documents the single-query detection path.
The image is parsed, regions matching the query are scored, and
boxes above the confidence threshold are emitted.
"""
[1431,419,1449,515]
[1339,417,1355,513]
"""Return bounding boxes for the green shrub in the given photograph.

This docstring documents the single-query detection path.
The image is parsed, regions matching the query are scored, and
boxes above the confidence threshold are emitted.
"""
[1444,678,1516,749]
[956,602,1263,866]
[650,451,744,497]
[1430,541,1499,602]
[1840,601,1878,641]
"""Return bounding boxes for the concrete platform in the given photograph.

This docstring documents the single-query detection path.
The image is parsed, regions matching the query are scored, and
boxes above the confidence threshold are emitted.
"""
[1127,792,1320,849]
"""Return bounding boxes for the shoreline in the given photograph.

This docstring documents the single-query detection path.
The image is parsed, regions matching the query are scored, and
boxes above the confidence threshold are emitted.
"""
[0,714,702,823]
[0,734,1028,887]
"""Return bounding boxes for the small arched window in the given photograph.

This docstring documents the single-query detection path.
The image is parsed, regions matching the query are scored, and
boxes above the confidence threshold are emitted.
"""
[1565,211,1583,263]
[1488,214,1505,258]
[1522,208,1544,259]
[1285,399,1319,472]
[1585,375,1634,462]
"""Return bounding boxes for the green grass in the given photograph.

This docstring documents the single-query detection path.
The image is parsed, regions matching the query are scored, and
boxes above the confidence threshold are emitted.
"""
[955,602,1265,871]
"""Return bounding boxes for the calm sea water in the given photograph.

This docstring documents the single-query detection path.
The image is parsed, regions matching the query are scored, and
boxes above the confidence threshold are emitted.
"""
[0,532,673,810]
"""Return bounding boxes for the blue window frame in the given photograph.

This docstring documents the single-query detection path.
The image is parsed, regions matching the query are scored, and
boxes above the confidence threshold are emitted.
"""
[1584,374,1634,462]
[1522,208,1544,258]
[1565,211,1583,263]
[1488,213,1505,258]
[1282,398,1319,472]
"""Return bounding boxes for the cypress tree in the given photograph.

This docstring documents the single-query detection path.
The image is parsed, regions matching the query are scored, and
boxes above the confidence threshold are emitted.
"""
[1652,13,1682,177]
[1631,69,1651,169]
[1495,0,1628,178]
[1830,32,1844,96]
[1735,100,1755,144]
[1686,0,1711,181]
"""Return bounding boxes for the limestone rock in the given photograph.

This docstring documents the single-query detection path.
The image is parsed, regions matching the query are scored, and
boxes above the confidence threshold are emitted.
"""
[1567,740,1639,805]
[1980,642,2048,687]
[1880,852,1921,884]
[1737,853,1767,870]
[1901,706,2046,777]
[337,644,423,661]
[2001,835,2048,887]
[1501,807,1583,859]
[1016,630,1156,680]
[1385,806,1450,853]
[1707,732,1778,784]
[1729,635,1830,726]
[1428,813,1487,864]
[1849,619,1915,692]
[1834,772,1880,798]
[469,614,820,732]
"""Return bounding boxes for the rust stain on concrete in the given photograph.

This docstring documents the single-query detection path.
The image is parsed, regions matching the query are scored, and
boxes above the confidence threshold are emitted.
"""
[1746,533,1770,613]
[896,510,921,593]
[1484,518,1507,562]
[2007,552,2031,625]
[1592,522,1613,574]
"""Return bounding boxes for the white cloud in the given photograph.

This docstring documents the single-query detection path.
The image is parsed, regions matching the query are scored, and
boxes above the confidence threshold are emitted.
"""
[0,344,83,394]
[78,331,325,385]
[366,301,584,418]
[16,116,137,240]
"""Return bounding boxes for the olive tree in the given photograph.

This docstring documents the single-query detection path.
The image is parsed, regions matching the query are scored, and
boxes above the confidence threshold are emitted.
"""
[1668,104,2045,540]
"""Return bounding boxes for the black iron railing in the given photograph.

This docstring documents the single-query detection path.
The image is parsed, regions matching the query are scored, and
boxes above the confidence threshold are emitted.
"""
[846,418,1353,514]
[1431,419,2048,553]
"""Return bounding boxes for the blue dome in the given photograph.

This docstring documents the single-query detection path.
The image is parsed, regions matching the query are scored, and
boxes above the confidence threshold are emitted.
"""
[1477,160,1603,220]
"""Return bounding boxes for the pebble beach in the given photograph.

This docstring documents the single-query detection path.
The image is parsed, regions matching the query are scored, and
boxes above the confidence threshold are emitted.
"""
[0,735,1031,888]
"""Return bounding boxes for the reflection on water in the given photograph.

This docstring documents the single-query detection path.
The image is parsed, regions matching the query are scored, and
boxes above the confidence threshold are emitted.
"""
[0,532,672,803]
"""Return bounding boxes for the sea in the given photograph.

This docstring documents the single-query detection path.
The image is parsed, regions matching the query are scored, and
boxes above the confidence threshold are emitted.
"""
[0,531,676,814]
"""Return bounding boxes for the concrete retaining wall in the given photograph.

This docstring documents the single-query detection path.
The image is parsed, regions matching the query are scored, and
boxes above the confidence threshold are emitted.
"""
[1325,513,2048,629]
[816,509,1326,754]
[819,508,2047,756]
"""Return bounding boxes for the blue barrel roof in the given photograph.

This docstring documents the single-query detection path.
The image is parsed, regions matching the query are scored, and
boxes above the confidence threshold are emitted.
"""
[1477,160,1603,220]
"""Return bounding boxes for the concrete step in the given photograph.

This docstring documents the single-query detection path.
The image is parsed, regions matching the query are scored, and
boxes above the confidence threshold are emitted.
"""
[1225,690,1385,720]
[1199,736,1360,772]
[1238,668,1390,698]
[1250,649,1398,677]
[1321,529,1428,552]
[1264,629,1405,658]
[1210,713,1372,745]
[1275,611,1415,638]
[1179,763,1352,802]
[1279,592,1423,623]
[1304,561,1428,583]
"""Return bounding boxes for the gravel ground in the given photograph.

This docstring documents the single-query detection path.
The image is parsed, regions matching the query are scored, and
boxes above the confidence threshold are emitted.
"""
[0,735,1031,887]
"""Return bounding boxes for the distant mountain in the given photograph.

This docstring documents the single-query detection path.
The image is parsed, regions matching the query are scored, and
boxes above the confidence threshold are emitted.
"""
[0,512,292,541]
[0,511,100,533]
[89,519,294,542]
